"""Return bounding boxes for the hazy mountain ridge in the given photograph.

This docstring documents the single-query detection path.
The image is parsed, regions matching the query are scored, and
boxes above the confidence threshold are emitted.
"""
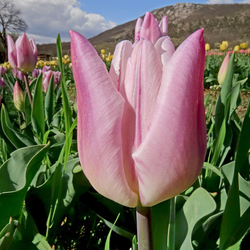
[37,3,250,56]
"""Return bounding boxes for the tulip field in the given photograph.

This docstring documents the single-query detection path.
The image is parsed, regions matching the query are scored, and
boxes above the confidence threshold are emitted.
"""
[0,12,250,250]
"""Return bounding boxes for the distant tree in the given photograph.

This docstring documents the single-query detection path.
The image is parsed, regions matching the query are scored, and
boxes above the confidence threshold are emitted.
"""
[0,0,28,62]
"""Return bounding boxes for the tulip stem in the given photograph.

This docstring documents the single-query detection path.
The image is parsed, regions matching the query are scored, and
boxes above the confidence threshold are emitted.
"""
[167,197,176,250]
[136,205,153,250]
[24,73,33,107]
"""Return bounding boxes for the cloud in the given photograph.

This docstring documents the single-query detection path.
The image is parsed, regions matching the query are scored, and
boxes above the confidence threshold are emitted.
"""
[13,0,116,44]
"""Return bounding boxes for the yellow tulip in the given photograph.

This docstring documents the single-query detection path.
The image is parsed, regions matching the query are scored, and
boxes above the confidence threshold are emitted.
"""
[222,41,228,49]
[101,49,106,55]
[234,45,240,52]
[205,43,210,51]
[240,43,247,50]
[220,43,227,51]
[64,55,69,59]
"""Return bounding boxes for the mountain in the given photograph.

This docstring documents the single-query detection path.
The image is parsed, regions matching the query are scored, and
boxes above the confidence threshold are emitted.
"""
[37,3,250,56]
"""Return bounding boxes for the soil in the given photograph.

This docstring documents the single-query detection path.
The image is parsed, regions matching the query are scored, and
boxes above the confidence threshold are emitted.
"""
[204,89,250,120]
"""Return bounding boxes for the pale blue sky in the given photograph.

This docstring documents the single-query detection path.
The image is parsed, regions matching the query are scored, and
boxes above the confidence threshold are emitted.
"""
[79,0,247,24]
[13,0,249,44]
[79,0,205,25]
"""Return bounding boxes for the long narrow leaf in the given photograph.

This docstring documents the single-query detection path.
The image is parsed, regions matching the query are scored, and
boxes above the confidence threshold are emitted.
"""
[32,74,45,140]
[45,75,55,128]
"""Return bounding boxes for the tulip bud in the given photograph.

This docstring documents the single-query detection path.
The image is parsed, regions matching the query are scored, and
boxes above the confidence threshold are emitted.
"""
[234,45,240,52]
[13,81,25,111]
[217,53,230,86]
[240,42,247,50]
[7,33,37,73]
[52,71,61,84]
[222,41,228,49]
[42,65,51,73]
[205,43,210,51]
[220,43,227,51]
[32,68,42,78]
[12,68,24,81]
[42,70,53,92]
[101,49,106,55]
[0,77,5,88]
[0,66,7,76]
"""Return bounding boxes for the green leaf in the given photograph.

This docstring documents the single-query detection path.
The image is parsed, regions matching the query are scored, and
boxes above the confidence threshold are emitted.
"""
[32,74,45,140]
[229,81,241,119]
[132,235,138,250]
[56,34,73,169]
[56,34,72,134]
[105,213,120,250]
[151,200,170,250]
[32,233,52,249]
[45,74,55,128]
[235,98,250,178]
[175,188,217,250]
[203,162,224,179]
[1,104,35,148]
[0,144,50,231]
[220,169,250,248]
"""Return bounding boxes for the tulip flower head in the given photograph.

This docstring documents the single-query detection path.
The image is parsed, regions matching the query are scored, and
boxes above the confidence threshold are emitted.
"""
[32,68,42,78]
[0,77,5,88]
[52,71,61,84]
[220,43,227,51]
[42,65,51,73]
[12,68,24,81]
[42,70,53,92]
[240,42,247,50]
[234,45,240,52]
[217,53,230,86]
[13,81,25,111]
[205,43,210,51]
[70,12,206,207]
[7,33,37,73]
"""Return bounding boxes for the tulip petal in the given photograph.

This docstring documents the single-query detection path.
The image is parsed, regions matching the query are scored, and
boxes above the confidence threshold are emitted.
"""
[134,18,143,43]
[133,29,206,206]
[159,16,168,36]
[70,31,138,207]
[140,12,162,44]
[155,36,175,67]
[109,40,133,90]
[7,35,17,69]
[123,40,162,149]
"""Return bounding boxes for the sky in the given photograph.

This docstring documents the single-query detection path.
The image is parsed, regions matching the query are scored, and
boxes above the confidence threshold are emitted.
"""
[11,0,250,44]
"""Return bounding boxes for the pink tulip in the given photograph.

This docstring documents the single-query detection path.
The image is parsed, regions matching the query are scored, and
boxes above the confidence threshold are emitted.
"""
[13,81,25,111]
[0,66,7,76]
[32,68,42,78]
[42,70,53,92]
[0,77,5,87]
[42,65,51,73]
[52,71,61,84]
[217,53,230,86]
[7,33,37,73]
[70,13,206,207]
[12,68,24,81]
